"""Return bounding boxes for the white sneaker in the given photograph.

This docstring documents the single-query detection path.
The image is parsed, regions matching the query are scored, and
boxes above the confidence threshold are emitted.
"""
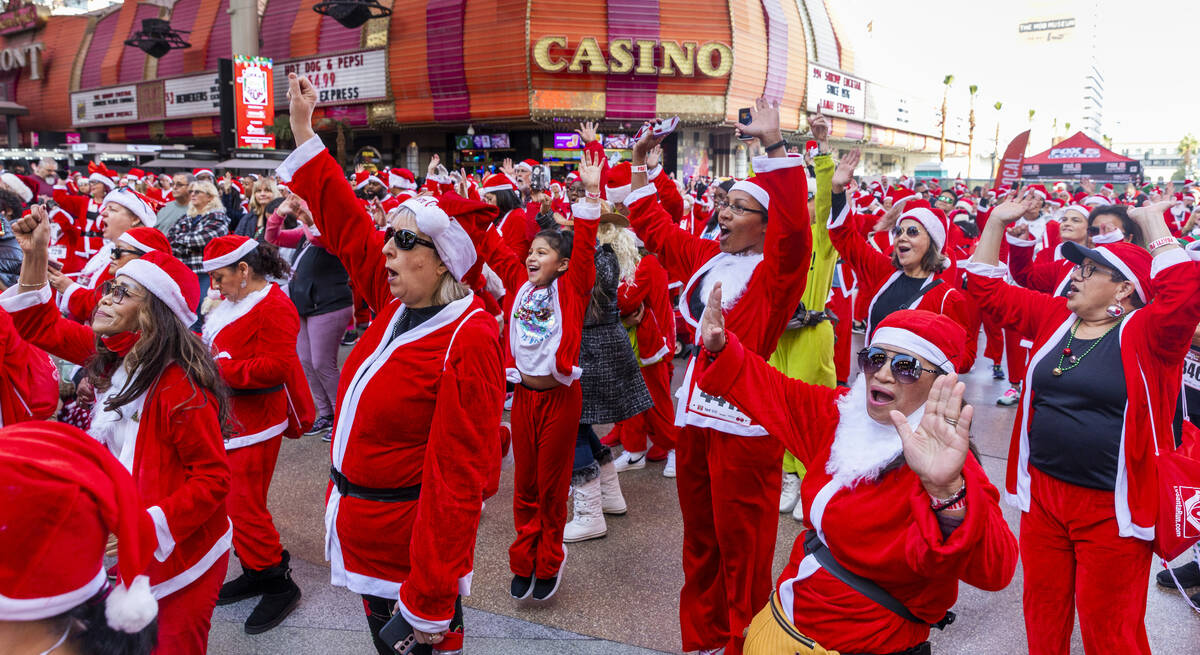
[662,449,676,478]
[613,449,647,472]
[791,497,805,522]
[503,392,513,411]
[563,478,607,542]
[996,386,1021,406]
[779,472,801,513]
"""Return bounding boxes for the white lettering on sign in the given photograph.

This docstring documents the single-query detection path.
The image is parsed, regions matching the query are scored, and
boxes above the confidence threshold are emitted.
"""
[275,49,387,107]
[164,74,220,118]
[0,41,43,79]
[70,85,138,126]
[806,64,865,119]
[1048,146,1102,159]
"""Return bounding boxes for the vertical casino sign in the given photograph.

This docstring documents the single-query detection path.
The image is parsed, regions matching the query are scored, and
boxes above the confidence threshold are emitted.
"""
[233,55,275,149]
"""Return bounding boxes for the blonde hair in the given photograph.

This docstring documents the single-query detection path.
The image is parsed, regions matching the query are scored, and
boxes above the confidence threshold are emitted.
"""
[249,178,280,217]
[187,180,224,216]
[597,222,640,284]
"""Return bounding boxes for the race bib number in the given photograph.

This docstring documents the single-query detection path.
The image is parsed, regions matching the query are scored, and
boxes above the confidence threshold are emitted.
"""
[48,245,67,261]
[1184,350,1200,392]
[687,386,757,428]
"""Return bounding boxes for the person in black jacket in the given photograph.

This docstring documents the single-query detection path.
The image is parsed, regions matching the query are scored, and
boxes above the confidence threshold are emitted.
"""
[0,189,26,288]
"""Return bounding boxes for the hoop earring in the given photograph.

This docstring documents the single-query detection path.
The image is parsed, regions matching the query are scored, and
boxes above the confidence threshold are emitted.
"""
[1106,303,1124,318]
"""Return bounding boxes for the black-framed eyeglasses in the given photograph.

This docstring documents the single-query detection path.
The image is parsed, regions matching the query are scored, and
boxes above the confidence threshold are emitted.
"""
[857,346,943,384]
[891,225,922,239]
[109,247,144,261]
[1072,260,1102,279]
[726,204,764,217]
[385,226,437,251]
[100,280,142,305]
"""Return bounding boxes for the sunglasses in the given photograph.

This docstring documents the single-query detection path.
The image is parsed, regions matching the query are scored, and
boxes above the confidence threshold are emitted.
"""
[857,346,943,384]
[384,226,436,251]
[100,280,142,305]
[938,195,955,204]
[109,247,144,261]
[891,225,923,239]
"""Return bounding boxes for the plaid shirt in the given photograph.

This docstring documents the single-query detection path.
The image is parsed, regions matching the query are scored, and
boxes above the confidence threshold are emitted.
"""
[167,210,229,273]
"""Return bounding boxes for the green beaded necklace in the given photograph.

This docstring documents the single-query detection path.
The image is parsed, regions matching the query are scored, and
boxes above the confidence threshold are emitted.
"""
[1051,316,1126,376]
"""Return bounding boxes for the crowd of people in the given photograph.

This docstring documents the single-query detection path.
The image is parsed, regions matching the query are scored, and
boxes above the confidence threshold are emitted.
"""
[1,69,1199,655]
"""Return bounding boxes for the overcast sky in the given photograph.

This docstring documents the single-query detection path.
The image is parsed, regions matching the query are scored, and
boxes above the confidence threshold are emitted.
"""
[840,0,1199,151]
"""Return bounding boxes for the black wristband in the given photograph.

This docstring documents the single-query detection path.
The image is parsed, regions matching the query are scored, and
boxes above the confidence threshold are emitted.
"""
[764,140,787,152]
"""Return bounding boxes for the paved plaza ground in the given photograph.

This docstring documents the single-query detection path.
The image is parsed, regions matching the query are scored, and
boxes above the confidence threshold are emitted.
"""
[208,334,1200,653]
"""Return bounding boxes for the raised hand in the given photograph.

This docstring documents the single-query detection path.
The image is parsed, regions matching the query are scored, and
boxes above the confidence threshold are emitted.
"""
[500,158,515,178]
[1128,199,1174,227]
[286,73,318,145]
[633,120,667,160]
[735,96,781,143]
[890,373,972,498]
[12,203,50,254]
[576,121,598,145]
[700,281,726,352]
[809,110,830,143]
[988,193,1037,225]
[427,154,441,178]
[368,198,386,228]
[646,144,663,170]
[1081,177,1095,194]
[577,149,604,197]
[874,194,913,233]
[832,149,861,193]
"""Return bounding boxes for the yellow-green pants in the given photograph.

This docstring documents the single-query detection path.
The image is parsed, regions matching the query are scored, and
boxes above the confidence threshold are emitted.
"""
[768,322,836,476]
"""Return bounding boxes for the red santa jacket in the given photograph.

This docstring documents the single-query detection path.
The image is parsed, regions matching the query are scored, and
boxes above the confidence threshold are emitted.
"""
[828,199,976,372]
[1006,239,1074,295]
[46,207,84,275]
[462,201,597,386]
[698,331,1017,653]
[202,283,315,448]
[625,153,812,436]
[649,166,685,223]
[0,308,58,426]
[53,189,104,260]
[964,249,1200,539]
[0,285,232,598]
[58,247,114,323]
[279,136,504,632]
[497,207,533,263]
[618,254,674,366]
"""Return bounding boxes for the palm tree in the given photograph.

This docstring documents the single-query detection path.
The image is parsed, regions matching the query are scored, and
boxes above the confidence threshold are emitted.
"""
[967,85,978,179]
[1028,109,1036,124]
[939,74,954,161]
[1178,134,1198,179]
[991,101,1003,178]
[267,115,293,145]
[1101,134,1113,150]
[318,118,354,169]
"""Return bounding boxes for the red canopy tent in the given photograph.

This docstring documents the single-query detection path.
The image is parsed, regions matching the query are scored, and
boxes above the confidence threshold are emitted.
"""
[1020,132,1141,182]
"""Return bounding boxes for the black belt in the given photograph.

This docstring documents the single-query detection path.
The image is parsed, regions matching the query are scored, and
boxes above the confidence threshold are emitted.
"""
[230,384,283,397]
[83,231,103,238]
[329,467,421,503]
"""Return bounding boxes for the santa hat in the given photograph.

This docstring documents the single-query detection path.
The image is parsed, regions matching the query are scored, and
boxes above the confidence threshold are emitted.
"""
[0,172,32,202]
[954,198,974,212]
[354,170,384,190]
[480,172,517,195]
[896,198,950,255]
[514,158,539,173]
[393,196,478,284]
[0,422,158,632]
[887,186,916,205]
[192,167,214,179]
[1062,204,1090,220]
[1062,241,1153,304]
[1081,194,1109,207]
[565,171,580,186]
[117,226,171,254]
[854,194,878,212]
[389,168,417,191]
[202,235,258,272]
[870,309,967,374]
[606,162,633,205]
[1025,184,1049,200]
[126,168,144,183]
[88,161,117,190]
[1102,183,1115,191]
[116,250,200,325]
[730,175,771,210]
[102,187,160,228]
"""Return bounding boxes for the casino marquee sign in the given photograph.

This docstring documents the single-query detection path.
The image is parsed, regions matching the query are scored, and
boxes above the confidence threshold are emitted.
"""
[533,36,732,78]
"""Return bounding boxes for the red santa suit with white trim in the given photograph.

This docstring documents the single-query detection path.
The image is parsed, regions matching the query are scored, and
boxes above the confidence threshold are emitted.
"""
[965,242,1200,653]
[277,135,504,648]
[0,250,232,655]
[625,152,812,654]
[697,311,1018,653]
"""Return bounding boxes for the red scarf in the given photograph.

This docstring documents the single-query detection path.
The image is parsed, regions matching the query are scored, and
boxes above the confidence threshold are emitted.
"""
[100,331,141,356]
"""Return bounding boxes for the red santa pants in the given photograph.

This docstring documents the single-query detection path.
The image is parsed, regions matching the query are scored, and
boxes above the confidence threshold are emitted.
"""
[677,425,784,654]
[154,552,229,655]
[508,381,582,579]
[1020,467,1152,655]
[227,435,284,570]
[982,311,1005,363]
[615,359,677,453]
[828,291,853,384]
[1004,329,1030,385]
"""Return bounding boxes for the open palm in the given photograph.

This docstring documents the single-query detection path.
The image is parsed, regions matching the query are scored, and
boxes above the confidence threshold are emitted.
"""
[889,373,972,492]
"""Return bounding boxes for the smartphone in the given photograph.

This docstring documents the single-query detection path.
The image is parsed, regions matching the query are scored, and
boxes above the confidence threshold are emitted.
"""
[737,107,754,141]
[654,116,680,138]
[378,612,431,655]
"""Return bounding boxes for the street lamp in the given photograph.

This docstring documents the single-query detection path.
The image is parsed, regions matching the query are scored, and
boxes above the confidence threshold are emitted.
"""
[312,0,392,29]
[124,19,191,59]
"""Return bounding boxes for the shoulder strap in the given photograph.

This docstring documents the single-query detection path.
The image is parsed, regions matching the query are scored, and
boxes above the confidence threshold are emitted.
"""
[803,531,955,631]
[900,277,944,309]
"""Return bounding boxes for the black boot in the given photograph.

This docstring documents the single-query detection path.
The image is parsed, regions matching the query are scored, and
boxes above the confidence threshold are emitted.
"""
[217,564,269,606]
[244,550,302,635]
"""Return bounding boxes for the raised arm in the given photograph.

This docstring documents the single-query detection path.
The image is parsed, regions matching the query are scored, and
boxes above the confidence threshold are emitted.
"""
[1127,201,1200,364]
[828,190,904,288]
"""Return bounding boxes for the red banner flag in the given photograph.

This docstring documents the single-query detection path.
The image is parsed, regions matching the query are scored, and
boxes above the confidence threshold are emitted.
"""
[993,129,1030,189]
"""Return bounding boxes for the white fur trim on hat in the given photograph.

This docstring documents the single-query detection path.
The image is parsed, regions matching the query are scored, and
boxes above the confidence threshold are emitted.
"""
[0,567,107,621]
[730,180,769,211]
[606,184,631,206]
[118,233,157,254]
[0,172,30,202]
[396,197,477,283]
[355,174,384,190]
[871,326,954,373]
[89,172,116,190]
[1081,194,1108,207]
[202,239,258,272]
[117,259,197,325]
[514,161,534,172]
[898,206,946,251]
[390,172,417,190]
[1064,204,1090,218]
[105,575,157,633]
[103,188,158,228]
